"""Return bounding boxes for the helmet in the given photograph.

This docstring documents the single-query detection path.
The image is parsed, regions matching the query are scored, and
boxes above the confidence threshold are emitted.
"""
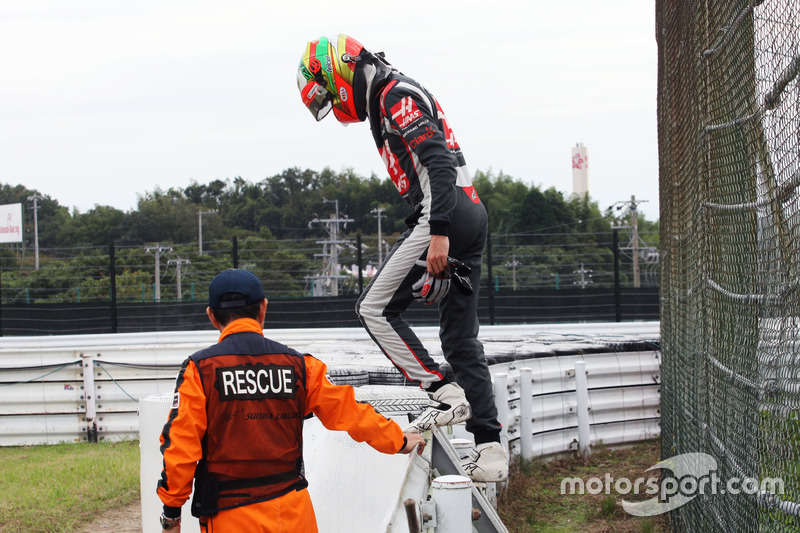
[297,34,365,124]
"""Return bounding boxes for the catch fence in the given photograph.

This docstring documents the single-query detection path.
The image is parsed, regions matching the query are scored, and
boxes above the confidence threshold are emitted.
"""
[0,230,659,335]
[658,1,800,531]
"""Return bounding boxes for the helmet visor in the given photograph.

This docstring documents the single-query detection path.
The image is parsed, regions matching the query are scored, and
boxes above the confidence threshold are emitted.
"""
[299,78,333,122]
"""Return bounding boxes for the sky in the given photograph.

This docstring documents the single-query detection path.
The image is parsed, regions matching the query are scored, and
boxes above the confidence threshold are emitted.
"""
[0,1,660,221]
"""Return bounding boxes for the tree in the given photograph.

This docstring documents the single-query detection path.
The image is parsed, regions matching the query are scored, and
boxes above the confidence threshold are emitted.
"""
[184,179,226,208]
[473,170,531,234]
[62,205,127,246]
[124,188,198,244]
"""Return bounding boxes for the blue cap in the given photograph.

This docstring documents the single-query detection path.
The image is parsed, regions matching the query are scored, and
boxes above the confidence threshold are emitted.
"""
[208,269,265,309]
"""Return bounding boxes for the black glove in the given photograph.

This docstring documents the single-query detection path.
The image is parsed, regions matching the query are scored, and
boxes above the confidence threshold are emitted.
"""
[447,257,473,296]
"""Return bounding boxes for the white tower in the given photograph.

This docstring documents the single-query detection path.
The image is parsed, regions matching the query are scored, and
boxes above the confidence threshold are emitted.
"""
[571,143,589,197]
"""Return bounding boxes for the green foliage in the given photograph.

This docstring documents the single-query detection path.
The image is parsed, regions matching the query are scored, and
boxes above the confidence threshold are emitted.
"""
[65,205,127,246]
[1,169,659,303]
[599,495,618,517]
[759,408,800,507]
[474,170,614,237]
[1,247,111,302]
[5,169,654,249]
[474,171,641,288]
[184,178,226,208]
[498,440,668,532]
[125,188,199,244]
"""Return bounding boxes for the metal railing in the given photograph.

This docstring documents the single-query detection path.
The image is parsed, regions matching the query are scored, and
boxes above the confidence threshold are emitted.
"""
[491,351,661,459]
[0,323,660,449]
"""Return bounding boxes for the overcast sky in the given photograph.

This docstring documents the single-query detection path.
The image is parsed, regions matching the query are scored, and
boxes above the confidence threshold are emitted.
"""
[0,1,660,221]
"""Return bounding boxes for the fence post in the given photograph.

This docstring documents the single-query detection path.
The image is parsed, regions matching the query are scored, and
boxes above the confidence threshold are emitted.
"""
[613,228,622,322]
[232,236,239,269]
[81,353,98,443]
[493,372,510,446]
[109,243,117,333]
[574,360,591,457]
[357,231,363,294]
[519,367,534,461]
[431,476,473,532]
[486,231,495,325]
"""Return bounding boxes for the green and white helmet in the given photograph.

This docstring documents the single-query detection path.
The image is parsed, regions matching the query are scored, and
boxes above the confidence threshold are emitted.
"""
[296,34,366,124]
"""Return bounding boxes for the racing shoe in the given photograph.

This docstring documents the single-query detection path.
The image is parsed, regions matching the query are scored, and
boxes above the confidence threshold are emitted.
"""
[405,383,472,433]
[460,442,509,482]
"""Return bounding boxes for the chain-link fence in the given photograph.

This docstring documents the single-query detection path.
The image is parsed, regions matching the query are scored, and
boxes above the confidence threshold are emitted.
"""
[0,229,658,335]
[658,1,800,531]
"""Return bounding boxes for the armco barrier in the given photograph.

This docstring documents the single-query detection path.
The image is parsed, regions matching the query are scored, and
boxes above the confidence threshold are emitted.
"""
[0,323,660,449]
[491,350,661,460]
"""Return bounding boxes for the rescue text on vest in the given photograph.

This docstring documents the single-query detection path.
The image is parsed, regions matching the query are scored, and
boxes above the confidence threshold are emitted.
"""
[216,364,296,401]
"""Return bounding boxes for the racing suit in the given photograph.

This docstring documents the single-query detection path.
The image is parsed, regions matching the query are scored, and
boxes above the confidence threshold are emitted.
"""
[355,72,502,444]
[157,318,404,532]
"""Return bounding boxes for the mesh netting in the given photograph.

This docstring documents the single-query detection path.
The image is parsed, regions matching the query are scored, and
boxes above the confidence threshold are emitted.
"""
[658,1,800,530]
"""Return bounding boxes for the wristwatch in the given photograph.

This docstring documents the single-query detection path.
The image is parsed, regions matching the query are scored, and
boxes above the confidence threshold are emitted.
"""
[159,513,181,530]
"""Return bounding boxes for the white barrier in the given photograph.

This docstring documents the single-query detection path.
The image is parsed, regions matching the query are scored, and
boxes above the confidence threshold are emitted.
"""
[492,350,661,459]
[574,360,591,457]
[0,323,659,533]
[139,394,199,533]
[138,395,430,533]
[0,323,660,446]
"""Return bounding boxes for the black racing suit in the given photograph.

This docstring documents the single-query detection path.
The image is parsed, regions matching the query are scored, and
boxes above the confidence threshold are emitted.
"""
[355,72,501,443]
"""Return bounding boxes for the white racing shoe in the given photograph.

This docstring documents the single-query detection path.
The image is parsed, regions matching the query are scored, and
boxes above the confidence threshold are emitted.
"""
[405,383,472,433]
[460,442,509,482]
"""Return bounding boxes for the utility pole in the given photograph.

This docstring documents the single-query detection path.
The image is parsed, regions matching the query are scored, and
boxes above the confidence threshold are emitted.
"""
[307,199,354,296]
[27,194,42,270]
[198,210,217,255]
[630,196,641,288]
[607,196,648,289]
[573,262,593,288]
[145,244,172,301]
[370,206,385,266]
[168,258,190,300]
[324,199,341,294]
[504,255,521,290]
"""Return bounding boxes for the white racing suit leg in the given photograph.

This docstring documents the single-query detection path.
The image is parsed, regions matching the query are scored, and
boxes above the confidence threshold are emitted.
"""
[356,223,439,385]
[356,194,502,440]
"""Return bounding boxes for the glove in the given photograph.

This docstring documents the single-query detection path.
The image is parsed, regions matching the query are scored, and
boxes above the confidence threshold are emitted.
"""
[412,270,451,304]
[447,257,474,296]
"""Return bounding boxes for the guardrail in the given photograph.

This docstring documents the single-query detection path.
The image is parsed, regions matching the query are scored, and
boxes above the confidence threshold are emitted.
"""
[0,324,660,451]
[491,350,661,459]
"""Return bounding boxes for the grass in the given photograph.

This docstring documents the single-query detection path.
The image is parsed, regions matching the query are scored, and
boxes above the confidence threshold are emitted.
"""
[0,440,140,533]
[0,437,668,532]
[497,439,669,533]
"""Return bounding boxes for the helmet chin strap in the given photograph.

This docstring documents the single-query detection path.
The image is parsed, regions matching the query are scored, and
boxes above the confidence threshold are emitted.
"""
[344,49,394,69]
[341,53,360,63]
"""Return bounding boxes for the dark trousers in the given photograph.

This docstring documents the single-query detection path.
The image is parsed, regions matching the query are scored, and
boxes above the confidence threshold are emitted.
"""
[356,193,501,441]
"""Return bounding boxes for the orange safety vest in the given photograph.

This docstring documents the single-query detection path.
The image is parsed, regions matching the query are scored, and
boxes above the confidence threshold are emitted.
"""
[189,333,308,516]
